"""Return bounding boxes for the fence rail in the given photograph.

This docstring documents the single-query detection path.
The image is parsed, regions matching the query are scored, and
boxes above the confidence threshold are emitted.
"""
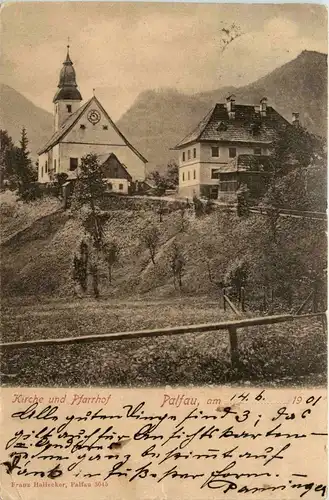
[1,312,326,370]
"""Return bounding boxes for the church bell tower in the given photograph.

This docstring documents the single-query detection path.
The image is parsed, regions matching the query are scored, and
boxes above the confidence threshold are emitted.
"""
[53,46,82,131]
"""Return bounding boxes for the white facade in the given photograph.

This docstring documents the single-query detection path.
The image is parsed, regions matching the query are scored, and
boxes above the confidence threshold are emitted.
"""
[178,142,270,198]
[105,178,130,194]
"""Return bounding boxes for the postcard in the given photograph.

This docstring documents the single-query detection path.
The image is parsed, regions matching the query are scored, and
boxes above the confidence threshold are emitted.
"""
[0,2,327,498]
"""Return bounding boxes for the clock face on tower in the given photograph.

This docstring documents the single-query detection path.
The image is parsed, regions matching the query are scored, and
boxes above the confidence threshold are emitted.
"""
[87,109,101,124]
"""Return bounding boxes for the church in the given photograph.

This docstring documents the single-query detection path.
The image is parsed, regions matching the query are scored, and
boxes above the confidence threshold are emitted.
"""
[37,47,147,194]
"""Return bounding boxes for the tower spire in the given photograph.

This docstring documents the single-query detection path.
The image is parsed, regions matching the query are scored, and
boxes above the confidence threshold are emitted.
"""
[53,44,82,103]
[66,37,72,63]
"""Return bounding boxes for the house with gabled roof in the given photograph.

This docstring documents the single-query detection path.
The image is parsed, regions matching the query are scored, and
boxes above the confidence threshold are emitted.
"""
[37,47,147,192]
[174,95,298,200]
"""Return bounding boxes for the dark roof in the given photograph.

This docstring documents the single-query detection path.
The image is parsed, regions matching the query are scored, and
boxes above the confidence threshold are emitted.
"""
[175,103,290,148]
[98,152,133,182]
[38,99,91,155]
[38,96,147,163]
[53,47,82,103]
[53,87,82,102]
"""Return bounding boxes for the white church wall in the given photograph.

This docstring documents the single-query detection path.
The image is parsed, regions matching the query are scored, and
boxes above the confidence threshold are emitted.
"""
[53,144,60,175]
[64,99,126,146]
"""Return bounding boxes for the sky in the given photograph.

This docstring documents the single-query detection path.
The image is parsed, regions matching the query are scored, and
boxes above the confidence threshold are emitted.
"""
[1,2,327,120]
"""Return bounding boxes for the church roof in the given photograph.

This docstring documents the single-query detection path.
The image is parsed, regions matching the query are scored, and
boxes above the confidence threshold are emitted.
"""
[38,96,147,163]
[174,103,290,148]
[53,46,82,103]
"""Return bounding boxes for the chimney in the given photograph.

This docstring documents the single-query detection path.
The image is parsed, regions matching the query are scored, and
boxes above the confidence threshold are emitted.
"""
[226,94,236,119]
[292,112,300,126]
[260,97,267,117]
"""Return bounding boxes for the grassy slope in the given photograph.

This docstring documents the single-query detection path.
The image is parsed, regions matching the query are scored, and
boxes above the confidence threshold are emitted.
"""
[1,195,326,304]
[1,312,326,387]
[0,196,326,387]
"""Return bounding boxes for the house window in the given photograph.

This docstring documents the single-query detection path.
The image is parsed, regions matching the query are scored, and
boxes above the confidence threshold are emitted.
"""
[41,167,43,177]
[188,171,190,181]
[193,148,196,158]
[45,161,48,173]
[108,183,113,190]
[188,150,191,160]
[229,147,237,158]
[254,147,262,155]
[54,159,57,171]
[182,172,185,182]
[182,152,185,162]
[193,170,196,180]
[211,146,219,157]
[69,158,78,171]
[103,125,108,130]
[67,105,72,113]
[119,183,123,190]
[211,169,220,179]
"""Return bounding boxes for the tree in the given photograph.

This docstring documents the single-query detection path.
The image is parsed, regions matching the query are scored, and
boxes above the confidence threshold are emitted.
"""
[166,160,179,189]
[236,183,250,217]
[192,195,204,217]
[73,239,89,293]
[147,160,179,195]
[204,197,215,215]
[219,22,244,54]
[0,130,17,189]
[224,258,249,301]
[0,128,38,196]
[71,153,108,298]
[15,127,38,201]
[102,240,119,284]
[169,242,185,290]
[259,124,326,242]
[141,225,159,265]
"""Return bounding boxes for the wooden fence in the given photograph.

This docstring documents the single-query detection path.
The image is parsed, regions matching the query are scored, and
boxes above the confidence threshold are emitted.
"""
[1,312,326,371]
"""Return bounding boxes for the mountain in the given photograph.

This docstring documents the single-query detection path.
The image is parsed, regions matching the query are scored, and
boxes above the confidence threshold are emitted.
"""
[117,50,327,172]
[0,84,53,158]
[0,50,327,168]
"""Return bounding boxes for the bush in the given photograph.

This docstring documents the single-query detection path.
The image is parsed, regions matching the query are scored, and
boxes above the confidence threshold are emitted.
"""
[18,182,43,202]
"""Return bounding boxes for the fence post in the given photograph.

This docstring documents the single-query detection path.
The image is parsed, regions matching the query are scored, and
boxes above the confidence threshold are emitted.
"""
[223,288,226,312]
[228,326,239,370]
[241,287,245,312]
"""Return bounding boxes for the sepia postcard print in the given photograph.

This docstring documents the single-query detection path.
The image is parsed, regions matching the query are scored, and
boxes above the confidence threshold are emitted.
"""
[0,2,327,499]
